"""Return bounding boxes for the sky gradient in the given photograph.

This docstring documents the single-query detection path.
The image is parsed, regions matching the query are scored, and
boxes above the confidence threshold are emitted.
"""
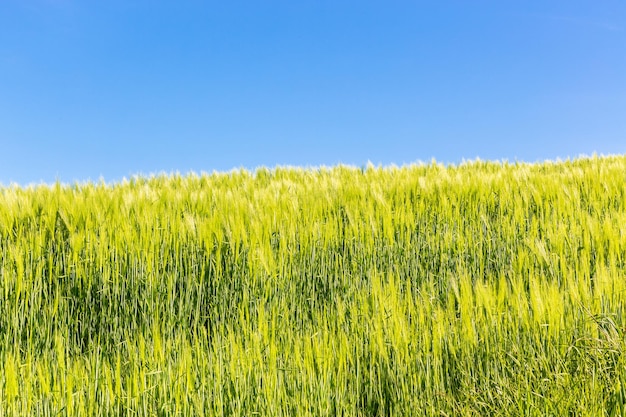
[1,1,625,185]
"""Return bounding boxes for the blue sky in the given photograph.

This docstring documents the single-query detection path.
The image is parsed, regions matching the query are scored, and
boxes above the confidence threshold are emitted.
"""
[1,1,625,185]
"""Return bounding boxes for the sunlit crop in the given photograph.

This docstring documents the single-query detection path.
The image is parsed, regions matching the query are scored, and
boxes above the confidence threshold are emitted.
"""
[1,155,626,416]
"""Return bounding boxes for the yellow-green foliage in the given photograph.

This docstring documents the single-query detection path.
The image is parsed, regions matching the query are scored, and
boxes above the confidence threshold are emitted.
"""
[1,156,626,416]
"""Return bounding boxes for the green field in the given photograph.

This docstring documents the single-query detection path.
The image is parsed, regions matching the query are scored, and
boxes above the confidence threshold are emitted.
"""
[1,155,626,416]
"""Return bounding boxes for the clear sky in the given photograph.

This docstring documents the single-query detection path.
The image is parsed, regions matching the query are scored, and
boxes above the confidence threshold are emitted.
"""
[1,1,625,185]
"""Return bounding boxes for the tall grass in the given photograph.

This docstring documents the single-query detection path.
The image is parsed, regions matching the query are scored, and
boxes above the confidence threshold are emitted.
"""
[1,156,626,415]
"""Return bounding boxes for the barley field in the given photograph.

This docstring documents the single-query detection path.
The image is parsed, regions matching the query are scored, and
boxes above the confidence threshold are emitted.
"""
[1,155,626,416]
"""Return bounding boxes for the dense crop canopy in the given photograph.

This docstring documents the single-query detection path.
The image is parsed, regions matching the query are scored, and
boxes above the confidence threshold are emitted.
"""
[1,156,626,415]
